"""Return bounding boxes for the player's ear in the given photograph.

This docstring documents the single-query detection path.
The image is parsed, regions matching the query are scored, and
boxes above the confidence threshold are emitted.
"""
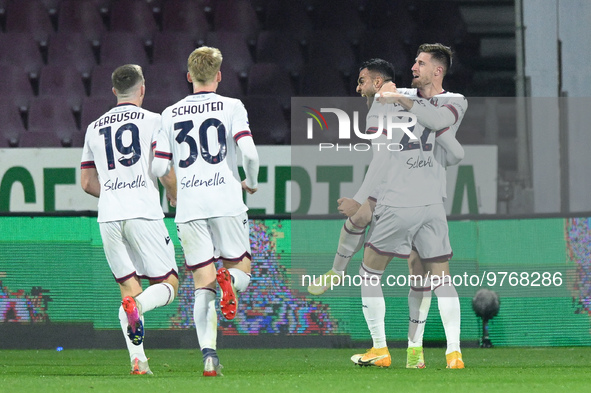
[187,72,193,83]
[112,87,117,97]
[374,76,382,89]
[216,70,222,83]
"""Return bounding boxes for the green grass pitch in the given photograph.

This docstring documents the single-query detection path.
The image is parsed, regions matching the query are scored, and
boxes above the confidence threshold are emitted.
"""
[1,348,590,392]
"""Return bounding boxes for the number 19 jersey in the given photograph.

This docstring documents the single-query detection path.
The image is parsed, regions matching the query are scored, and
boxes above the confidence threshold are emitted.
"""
[157,92,252,223]
[81,104,164,223]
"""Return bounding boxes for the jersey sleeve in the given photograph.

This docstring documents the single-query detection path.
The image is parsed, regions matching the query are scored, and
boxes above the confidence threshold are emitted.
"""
[231,100,253,144]
[152,117,173,177]
[80,129,95,169]
[408,95,468,131]
[352,109,390,204]
[435,129,464,166]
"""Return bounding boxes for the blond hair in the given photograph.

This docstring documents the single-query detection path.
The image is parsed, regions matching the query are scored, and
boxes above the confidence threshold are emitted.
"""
[188,46,223,84]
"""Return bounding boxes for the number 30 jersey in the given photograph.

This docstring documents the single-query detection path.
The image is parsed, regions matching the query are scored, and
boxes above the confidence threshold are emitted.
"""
[81,104,164,223]
[156,92,252,223]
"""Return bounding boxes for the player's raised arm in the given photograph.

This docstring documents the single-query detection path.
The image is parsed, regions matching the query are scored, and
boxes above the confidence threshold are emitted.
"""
[378,91,467,132]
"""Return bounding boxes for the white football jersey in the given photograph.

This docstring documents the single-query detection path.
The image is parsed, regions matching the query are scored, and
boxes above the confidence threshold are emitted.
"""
[366,100,442,207]
[156,92,251,222]
[81,104,164,222]
[355,89,467,206]
[399,88,468,201]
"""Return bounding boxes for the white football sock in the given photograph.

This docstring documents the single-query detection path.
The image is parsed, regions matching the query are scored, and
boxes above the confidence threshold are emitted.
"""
[194,288,217,350]
[332,218,366,273]
[407,279,432,348]
[433,275,461,354]
[360,264,386,349]
[228,268,251,293]
[136,282,175,313]
[118,305,147,362]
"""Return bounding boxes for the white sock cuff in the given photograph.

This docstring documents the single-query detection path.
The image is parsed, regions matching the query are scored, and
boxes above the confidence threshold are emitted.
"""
[359,263,384,277]
[161,282,175,305]
[228,268,251,293]
[344,218,366,234]
[432,275,452,290]
[195,287,217,297]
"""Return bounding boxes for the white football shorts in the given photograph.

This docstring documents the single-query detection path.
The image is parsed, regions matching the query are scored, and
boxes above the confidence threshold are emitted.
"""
[365,203,452,261]
[177,212,252,270]
[100,218,178,283]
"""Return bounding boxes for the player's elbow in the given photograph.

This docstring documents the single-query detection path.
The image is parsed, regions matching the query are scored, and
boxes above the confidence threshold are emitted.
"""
[81,178,93,195]
[447,146,465,166]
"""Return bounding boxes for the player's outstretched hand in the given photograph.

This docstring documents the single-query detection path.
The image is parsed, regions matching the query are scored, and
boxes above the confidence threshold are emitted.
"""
[337,197,361,217]
[242,180,258,194]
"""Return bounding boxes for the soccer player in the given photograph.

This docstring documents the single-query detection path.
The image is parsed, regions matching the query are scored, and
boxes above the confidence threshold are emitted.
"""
[350,44,467,369]
[152,46,259,377]
[308,55,465,298]
[80,64,179,375]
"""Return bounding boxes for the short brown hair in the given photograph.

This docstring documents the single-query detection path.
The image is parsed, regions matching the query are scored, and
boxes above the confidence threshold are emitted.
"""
[188,46,223,84]
[417,43,453,75]
[111,64,144,95]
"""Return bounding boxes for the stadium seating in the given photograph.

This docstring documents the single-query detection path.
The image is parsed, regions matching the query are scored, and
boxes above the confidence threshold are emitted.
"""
[255,31,304,76]
[89,65,116,98]
[18,131,79,148]
[151,31,198,67]
[143,63,192,100]
[55,0,106,41]
[99,32,150,68]
[299,63,350,97]
[358,30,412,86]
[3,0,55,42]
[37,66,87,109]
[0,0,502,149]
[216,67,246,99]
[212,0,260,43]
[0,65,35,109]
[0,33,45,75]
[0,98,26,147]
[27,97,79,136]
[160,0,209,42]
[246,63,294,107]
[305,30,356,76]
[205,31,254,77]
[241,96,290,145]
[46,33,97,75]
[107,0,159,41]
[262,1,313,36]
[80,96,115,131]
